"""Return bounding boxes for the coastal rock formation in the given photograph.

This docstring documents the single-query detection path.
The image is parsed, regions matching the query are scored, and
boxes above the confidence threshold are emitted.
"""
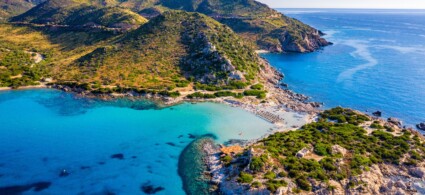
[263,28,331,53]
[417,122,425,130]
[373,111,382,117]
[388,117,403,127]
[209,108,425,195]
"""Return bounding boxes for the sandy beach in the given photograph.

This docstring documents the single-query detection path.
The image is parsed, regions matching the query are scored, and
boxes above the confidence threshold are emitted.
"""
[0,83,47,91]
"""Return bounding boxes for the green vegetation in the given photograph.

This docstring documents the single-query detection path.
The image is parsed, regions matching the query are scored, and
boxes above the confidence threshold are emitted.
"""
[265,179,287,192]
[243,89,266,99]
[12,1,148,30]
[225,107,425,192]
[76,11,261,89]
[0,0,327,90]
[250,83,264,90]
[160,0,327,52]
[0,0,38,20]
[237,172,253,183]
[0,49,48,88]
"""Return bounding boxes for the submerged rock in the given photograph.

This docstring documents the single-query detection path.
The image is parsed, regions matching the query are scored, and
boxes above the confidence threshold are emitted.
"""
[0,182,51,194]
[140,182,165,194]
[178,135,217,195]
[59,169,70,177]
[111,153,124,160]
[80,166,90,170]
[166,142,177,147]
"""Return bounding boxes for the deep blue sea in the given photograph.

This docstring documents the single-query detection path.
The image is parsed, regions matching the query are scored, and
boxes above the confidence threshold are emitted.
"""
[266,9,425,127]
[0,89,273,194]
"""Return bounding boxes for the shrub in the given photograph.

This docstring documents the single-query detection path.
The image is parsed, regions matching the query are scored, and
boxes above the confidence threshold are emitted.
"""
[251,181,262,188]
[314,143,331,156]
[243,90,266,99]
[264,171,276,180]
[250,83,264,90]
[296,176,312,191]
[265,180,287,192]
[237,172,253,183]
[250,154,268,172]
[278,171,287,177]
[221,155,232,166]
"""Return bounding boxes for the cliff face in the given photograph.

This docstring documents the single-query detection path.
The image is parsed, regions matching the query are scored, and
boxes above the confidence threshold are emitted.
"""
[263,28,330,53]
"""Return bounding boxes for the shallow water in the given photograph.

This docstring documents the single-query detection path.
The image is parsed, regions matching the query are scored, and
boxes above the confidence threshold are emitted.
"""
[266,9,425,126]
[0,89,273,194]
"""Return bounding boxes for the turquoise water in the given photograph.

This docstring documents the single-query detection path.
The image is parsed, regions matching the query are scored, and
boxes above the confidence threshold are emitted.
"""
[0,89,273,194]
[264,9,425,126]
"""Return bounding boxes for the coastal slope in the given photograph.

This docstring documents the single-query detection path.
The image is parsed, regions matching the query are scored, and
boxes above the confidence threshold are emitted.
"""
[5,0,331,53]
[161,0,331,52]
[212,107,425,194]
[70,10,263,89]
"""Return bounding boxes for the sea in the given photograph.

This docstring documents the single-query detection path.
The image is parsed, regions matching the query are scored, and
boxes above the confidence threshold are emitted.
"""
[0,89,273,194]
[265,9,425,127]
[1,8,425,195]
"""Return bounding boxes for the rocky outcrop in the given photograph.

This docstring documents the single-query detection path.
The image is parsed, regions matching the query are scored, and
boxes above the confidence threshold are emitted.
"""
[373,111,382,117]
[258,27,332,53]
[417,122,425,130]
[330,145,347,156]
[388,117,403,127]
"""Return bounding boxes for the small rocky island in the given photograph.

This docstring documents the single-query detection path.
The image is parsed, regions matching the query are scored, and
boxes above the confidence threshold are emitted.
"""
[203,107,425,194]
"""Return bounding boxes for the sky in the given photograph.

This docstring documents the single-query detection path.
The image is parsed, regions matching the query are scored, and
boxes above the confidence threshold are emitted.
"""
[256,0,425,9]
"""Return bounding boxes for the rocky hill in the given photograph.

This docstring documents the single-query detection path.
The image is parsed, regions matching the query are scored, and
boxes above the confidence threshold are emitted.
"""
[214,107,425,194]
[6,0,331,52]
[11,0,148,30]
[71,10,262,89]
[0,0,42,20]
[0,0,331,90]
[159,0,331,52]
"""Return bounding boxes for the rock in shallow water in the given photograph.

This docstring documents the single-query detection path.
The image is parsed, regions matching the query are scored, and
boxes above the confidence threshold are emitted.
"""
[416,122,425,130]
[0,182,51,194]
[111,153,124,160]
[140,182,165,194]
[373,111,382,117]
[59,169,70,177]
[166,142,177,147]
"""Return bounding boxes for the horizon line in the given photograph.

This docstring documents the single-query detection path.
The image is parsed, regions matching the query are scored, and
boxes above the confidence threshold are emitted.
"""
[272,7,425,10]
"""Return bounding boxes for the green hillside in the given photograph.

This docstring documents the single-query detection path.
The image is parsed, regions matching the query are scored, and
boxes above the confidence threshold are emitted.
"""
[0,0,40,20]
[220,107,425,193]
[11,0,147,30]
[159,0,331,52]
[0,0,331,90]
[72,11,261,89]
[8,0,330,52]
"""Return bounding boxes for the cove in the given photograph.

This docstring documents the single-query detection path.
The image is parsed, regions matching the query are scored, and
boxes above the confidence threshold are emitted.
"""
[0,89,273,194]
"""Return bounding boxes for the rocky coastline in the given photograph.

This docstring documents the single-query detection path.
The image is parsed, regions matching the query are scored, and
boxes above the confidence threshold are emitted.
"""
[200,110,425,195]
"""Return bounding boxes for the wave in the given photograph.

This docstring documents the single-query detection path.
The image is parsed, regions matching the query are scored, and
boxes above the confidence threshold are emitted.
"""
[337,40,378,83]
[323,30,339,39]
[377,45,425,54]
